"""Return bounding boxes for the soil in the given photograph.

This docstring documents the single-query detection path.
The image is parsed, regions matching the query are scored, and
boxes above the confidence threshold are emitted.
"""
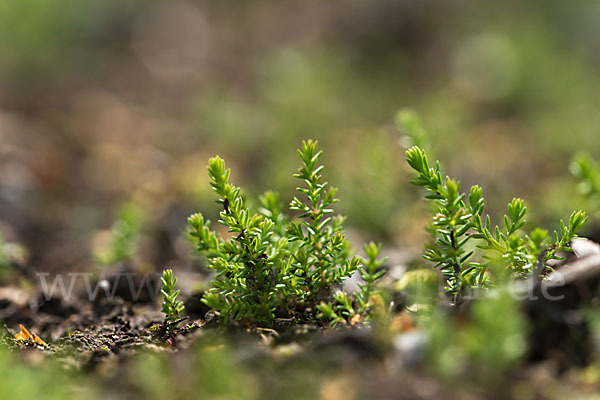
[1,252,600,399]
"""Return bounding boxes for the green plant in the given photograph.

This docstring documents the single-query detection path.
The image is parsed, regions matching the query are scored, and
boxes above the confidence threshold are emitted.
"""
[188,140,384,325]
[316,242,387,326]
[406,145,587,300]
[94,203,143,266]
[287,141,364,294]
[161,269,184,325]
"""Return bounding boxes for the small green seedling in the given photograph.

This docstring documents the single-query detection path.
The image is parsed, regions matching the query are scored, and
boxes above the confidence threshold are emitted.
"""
[406,145,587,301]
[161,269,184,325]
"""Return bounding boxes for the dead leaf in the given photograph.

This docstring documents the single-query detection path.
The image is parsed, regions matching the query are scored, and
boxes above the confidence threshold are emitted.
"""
[349,313,363,325]
[14,324,47,347]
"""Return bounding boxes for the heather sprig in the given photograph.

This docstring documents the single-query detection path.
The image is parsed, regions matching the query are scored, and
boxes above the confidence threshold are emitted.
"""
[288,140,361,294]
[193,156,288,324]
[161,269,185,325]
[470,194,587,274]
[406,146,483,299]
[406,145,587,299]
[317,242,387,326]
[355,242,387,315]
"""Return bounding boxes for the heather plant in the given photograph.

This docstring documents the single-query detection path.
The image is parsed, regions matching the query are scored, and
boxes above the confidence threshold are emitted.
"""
[161,269,185,325]
[188,140,385,325]
[406,145,587,301]
[316,242,387,326]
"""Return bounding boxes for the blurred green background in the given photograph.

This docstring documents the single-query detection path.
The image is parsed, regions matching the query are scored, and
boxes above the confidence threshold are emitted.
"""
[1,0,600,274]
[2,2,600,398]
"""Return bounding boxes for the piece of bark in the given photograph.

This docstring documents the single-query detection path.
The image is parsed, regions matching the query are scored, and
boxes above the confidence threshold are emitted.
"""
[537,250,600,309]
[525,246,600,367]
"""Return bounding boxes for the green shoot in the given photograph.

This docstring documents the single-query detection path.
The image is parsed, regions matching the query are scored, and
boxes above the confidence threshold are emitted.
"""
[317,241,387,326]
[406,145,587,300]
[161,269,184,325]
